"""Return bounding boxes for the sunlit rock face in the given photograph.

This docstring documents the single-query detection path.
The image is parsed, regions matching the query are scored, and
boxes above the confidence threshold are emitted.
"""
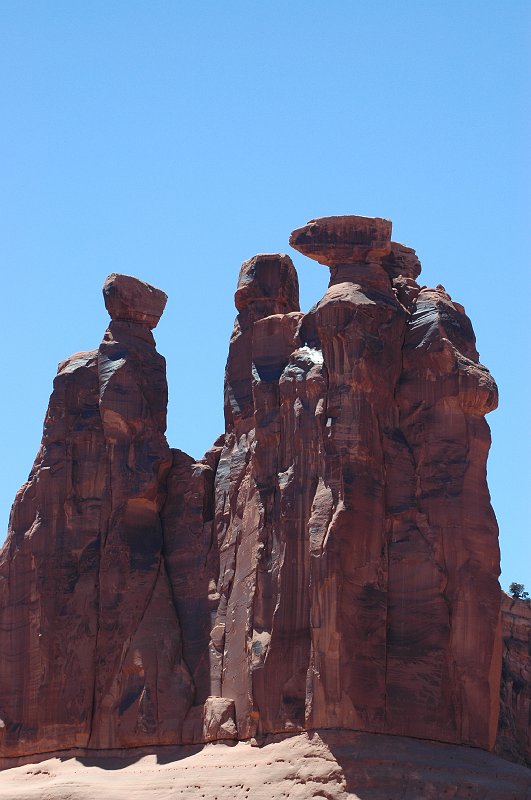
[215,215,501,748]
[0,275,216,756]
[0,218,505,763]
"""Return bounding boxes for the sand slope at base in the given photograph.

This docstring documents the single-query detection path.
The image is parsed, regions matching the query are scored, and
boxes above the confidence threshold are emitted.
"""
[1,731,530,800]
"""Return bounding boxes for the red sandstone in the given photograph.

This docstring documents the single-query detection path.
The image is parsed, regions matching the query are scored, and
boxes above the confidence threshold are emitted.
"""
[0,217,526,789]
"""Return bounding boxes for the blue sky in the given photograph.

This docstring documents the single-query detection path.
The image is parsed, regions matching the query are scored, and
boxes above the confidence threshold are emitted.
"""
[1,1,529,590]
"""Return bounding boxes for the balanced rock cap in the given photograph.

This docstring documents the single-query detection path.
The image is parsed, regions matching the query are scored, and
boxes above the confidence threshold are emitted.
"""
[289,215,392,266]
[103,273,168,328]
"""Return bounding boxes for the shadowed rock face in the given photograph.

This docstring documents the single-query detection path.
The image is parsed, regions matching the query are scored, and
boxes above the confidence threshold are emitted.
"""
[0,217,517,768]
[496,594,531,767]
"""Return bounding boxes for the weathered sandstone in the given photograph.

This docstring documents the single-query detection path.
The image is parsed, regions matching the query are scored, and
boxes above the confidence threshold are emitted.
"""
[289,214,392,265]
[208,215,501,748]
[102,273,167,328]
[0,217,521,790]
[0,350,106,753]
[496,593,531,767]
[0,275,217,756]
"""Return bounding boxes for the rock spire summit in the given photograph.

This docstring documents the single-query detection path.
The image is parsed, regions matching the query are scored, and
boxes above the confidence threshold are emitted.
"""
[103,272,167,328]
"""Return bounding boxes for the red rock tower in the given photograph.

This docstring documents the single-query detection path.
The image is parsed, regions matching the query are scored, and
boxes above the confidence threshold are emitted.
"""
[0,219,504,762]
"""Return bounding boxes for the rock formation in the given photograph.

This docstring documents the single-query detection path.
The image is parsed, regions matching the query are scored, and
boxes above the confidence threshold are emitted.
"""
[0,215,519,772]
[212,216,501,749]
[0,274,218,756]
[496,594,531,767]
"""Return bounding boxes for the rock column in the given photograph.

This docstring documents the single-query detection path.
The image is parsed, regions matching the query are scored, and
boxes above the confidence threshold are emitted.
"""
[211,254,300,737]
[90,274,193,748]
[0,351,106,756]
[291,216,408,731]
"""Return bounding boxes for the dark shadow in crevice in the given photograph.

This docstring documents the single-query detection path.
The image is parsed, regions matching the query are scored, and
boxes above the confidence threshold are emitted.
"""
[314,728,531,800]
[73,743,204,769]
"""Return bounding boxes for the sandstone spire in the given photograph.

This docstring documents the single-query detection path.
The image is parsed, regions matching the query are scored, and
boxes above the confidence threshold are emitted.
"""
[0,222,517,766]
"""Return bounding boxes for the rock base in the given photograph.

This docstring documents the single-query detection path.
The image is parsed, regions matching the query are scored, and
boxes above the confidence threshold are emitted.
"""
[1,731,529,800]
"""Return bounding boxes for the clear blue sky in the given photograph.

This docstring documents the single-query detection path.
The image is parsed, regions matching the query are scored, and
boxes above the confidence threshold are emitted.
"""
[1,1,529,590]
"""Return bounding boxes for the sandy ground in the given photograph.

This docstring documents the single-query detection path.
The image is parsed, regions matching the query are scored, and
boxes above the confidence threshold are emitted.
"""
[1,731,530,800]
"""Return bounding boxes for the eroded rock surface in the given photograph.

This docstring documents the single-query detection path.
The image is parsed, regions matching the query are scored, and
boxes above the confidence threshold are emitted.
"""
[0,350,106,753]
[496,594,531,767]
[0,219,515,776]
[209,215,501,749]
[0,275,217,756]
[102,273,167,328]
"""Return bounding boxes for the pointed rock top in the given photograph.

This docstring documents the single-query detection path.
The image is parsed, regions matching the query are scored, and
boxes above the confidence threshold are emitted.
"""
[289,215,392,267]
[103,273,168,329]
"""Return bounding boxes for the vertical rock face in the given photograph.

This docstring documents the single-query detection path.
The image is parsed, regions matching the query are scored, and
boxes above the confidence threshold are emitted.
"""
[290,217,406,737]
[208,216,500,749]
[496,595,531,767]
[0,350,106,753]
[210,253,303,737]
[0,275,217,756]
[0,217,507,763]
[391,284,500,748]
[90,274,193,749]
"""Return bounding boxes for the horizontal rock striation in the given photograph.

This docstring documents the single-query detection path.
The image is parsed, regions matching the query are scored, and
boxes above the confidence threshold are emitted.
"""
[0,217,513,770]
